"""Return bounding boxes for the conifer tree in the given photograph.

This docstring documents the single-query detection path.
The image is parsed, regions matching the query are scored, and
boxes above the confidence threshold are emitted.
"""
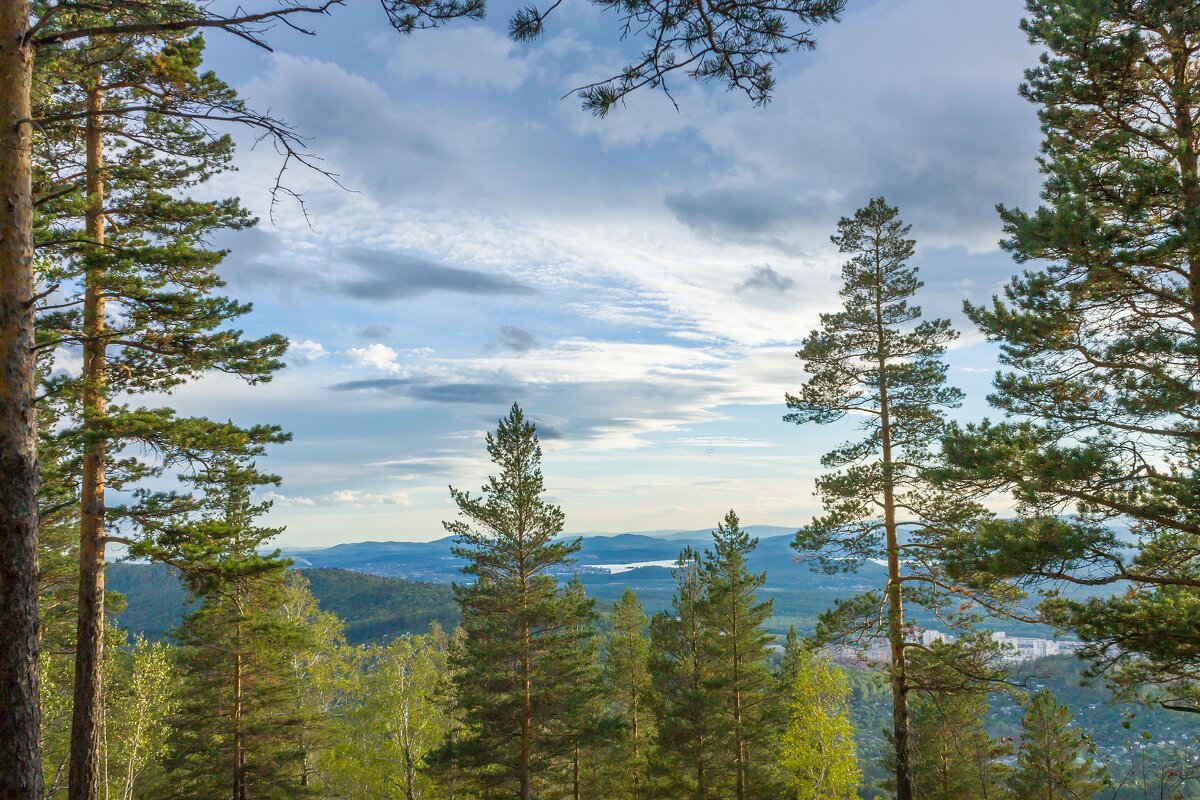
[1007,690,1103,800]
[602,588,655,800]
[438,403,598,800]
[155,459,326,800]
[941,1,1200,717]
[30,21,290,800]
[778,647,859,800]
[648,547,719,800]
[698,510,774,800]
[785,197,1011,800]
[902,688,1007,800]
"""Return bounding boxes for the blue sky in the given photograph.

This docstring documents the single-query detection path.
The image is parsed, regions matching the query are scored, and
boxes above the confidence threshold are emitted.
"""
[162,0,1045,546]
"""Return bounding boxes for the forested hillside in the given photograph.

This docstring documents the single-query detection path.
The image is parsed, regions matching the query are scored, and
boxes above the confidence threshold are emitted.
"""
[109,564,458,645]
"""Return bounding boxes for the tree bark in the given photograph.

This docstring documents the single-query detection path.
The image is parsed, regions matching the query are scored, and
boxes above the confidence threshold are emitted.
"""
[0,2,43,797]
[878,285,912,800]
[234,614,246,800]
[68,83,108,800]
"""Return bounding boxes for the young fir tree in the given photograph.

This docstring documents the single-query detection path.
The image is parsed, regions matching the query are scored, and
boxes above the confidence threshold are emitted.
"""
[156,459,324,800]
[438,403,599,800]
[900,688,1007,800]
[602,588,655,800]
[939,1,1200,717]
[30,18,288,799]
[777,646,860,800]
[785,197,1011,800]
[1007,690,1103,800]
[648,547,719,800]
[698,510,774,800]
[558,577,612,800]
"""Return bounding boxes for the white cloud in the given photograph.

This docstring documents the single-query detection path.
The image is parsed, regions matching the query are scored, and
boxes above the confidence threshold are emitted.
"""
[263,490,317,507]
[346,343,403,374]
[288,339,328,365]
[330,489,413,506]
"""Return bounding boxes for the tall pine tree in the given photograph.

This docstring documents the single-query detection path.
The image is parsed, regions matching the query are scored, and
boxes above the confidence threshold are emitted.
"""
[942,1,1200,717]
[439,403,598,800]
[31,16,288,799]
[157,460,328,800]
[785,197,1010,800]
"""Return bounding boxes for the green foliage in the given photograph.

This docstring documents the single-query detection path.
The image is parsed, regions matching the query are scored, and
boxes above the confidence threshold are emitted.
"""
[903,688,1008,800]
[648,547,719,800]
[380,0,845,114]
[321,623,459,800]
[437,403,602,798]
[1008,689,1104,800]
[778,647,860,800]
[600,589,655,800]
[942,0,1200,714]
[698,510,776,799]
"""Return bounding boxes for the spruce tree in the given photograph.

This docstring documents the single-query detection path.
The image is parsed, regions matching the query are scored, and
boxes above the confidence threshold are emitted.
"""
[941,1,1200,716]
[439,403,598,800]
[1007,690,1103,800]
[778,647,860,800]
[698,510,774,800]
[602,588,655,800]
[648,547,718,800]
[785,197,1010,800]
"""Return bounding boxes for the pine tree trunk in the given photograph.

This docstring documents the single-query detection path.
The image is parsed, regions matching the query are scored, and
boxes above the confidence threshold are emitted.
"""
[732,623,745,800]
[519,602,531,800]
[234,619,246,800]
[69,84,108,800]
[0,4,42,797]
[572,744,580,800]
[876,254,913,800]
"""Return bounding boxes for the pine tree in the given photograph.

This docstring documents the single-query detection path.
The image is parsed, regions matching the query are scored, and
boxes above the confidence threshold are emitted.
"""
[648,547,718,800]
[698,510,774,800]
[940,1,1200,717]
[602,588,655,800]
[777,647,859,800]
[29,20,290,799]
[438,403,598,800]
[1007,690,1103,800]
[785,197,1009,800]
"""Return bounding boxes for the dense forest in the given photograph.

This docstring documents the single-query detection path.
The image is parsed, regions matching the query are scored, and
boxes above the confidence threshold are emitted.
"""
[2,1,1200,800]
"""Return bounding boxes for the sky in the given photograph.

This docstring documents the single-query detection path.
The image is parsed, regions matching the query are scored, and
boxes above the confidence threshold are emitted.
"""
[160,0,1047,547]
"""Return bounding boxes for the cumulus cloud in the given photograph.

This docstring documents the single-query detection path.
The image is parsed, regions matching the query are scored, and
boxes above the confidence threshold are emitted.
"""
[346,343,403,374]
[288,339,328,365]
[735,265,795,294]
